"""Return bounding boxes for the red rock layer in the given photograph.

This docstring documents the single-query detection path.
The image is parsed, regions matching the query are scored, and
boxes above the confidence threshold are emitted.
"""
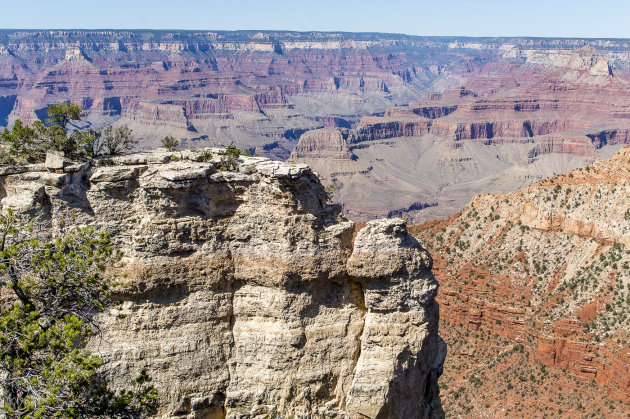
[5,31,630,160]
[0,30,452,153]
[412,147,630,416]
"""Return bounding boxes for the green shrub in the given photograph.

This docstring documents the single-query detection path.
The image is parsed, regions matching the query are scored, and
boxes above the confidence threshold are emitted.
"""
[218,143,242,171]
[161,136,179,151]
[0,103,138,162]
[103,125,137,155]
[0,210,158,416]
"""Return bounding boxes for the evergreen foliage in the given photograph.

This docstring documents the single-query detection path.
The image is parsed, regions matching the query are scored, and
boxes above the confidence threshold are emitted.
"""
[0,210,157,417]
[0,104,136,163]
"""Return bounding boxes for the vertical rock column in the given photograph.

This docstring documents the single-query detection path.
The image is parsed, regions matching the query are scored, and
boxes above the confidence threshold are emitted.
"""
[346,219,446,418]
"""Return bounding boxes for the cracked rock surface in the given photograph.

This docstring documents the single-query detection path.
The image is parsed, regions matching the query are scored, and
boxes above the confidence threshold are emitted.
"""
[0,148,445,418]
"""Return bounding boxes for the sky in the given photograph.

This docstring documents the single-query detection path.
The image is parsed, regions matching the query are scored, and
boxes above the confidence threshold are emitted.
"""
[0,0,629,39]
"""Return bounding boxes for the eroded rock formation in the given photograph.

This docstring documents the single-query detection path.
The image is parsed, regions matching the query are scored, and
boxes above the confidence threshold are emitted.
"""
[292,45,630,223]
[5,31,630,162]
[412,146,630,417]
[0,149,445,418]
[0,30,443,158]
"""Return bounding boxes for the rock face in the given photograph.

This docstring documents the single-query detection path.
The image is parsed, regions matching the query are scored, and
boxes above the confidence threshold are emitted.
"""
[290,128,355,160]
[0,149,445,418]
[412,146,630,417]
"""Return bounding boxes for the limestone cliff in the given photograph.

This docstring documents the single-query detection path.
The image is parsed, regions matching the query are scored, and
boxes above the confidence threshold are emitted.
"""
[0,149,445,418]
[289,128,355,160]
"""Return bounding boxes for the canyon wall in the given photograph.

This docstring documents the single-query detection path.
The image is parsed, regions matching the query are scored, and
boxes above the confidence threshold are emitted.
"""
[412,146,630,416]
[0,30,448,158]
[292,45,630,223]
[4,31,630,161]
[0,149,445,418]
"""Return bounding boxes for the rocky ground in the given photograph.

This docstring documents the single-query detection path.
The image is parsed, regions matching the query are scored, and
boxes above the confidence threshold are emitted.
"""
[411,146,630,417]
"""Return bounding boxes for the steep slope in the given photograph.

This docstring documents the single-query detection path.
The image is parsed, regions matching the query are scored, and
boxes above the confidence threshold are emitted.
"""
[0,149,445,418]
[412,146,630,417]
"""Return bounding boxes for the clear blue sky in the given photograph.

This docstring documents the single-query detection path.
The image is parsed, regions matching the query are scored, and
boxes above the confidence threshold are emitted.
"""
[1,0,629,38]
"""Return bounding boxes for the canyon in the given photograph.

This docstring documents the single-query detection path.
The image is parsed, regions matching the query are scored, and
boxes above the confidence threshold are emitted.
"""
[3,31,630,221]
[292,46,630,222]
[412,146,630,417]
[0,148,445,417]
[0,30,439,159]
[2,30,630,417]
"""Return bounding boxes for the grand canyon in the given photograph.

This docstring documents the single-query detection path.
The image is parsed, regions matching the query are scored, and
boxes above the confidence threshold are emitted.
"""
[1,29,629,417]
[2,31,630,222]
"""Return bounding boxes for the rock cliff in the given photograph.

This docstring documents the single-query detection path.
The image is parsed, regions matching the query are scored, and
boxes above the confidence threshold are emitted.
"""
[0,149,445,418]
[290,128,355,160]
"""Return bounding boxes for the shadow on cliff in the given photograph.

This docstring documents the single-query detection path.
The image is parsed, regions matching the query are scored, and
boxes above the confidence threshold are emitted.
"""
[277,177,342,224]
[53,172,96,219]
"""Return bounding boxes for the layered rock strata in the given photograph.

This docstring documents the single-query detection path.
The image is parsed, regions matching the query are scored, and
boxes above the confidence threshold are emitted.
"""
[0,30,443,157]
[0,149,445,418]
[413,146,630,416]
[6,31,630,159]
[292,46,630,223]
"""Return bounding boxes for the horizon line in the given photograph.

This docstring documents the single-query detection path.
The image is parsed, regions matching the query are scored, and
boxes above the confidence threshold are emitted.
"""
[0,28,629,41]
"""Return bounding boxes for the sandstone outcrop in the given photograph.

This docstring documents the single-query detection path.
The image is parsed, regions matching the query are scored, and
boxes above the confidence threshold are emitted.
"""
[0,149,445,418]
